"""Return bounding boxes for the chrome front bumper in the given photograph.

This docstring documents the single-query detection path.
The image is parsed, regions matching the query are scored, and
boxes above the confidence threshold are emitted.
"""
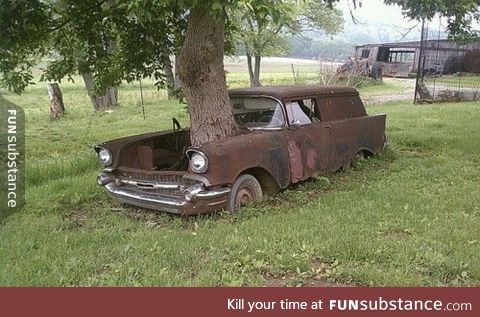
[98,172,230,215]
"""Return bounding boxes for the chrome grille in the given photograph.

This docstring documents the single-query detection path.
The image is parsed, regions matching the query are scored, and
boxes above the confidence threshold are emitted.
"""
[116,168,195,197]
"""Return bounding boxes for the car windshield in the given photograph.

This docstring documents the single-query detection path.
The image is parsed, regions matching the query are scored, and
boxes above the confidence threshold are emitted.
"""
[230,97,285,129]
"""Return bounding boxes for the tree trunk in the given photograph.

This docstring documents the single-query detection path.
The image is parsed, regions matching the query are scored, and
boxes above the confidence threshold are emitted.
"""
[47,82,65,119]
[246,53,255,87]
[174,55,183,92]
[253,55,262,87]
[163,58,176,100]
[246,53,261,87]
[82,72,118,110]
[177,7,239,147]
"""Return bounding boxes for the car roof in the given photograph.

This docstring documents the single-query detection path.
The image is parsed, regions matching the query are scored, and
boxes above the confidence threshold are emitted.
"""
[228,84,358,100]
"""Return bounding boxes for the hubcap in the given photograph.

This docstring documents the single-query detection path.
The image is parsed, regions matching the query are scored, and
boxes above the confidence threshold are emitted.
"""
[235,187,254,208]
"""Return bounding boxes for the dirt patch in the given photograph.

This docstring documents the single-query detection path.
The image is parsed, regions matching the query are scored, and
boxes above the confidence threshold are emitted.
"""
[263,274,351,287]
[263,260,352,287]
[363,92,414,105]
[66,210,89,228]
[115,206,175,228]
[120,207,162,228]
[96,264,112,275]
[381,228,412,240]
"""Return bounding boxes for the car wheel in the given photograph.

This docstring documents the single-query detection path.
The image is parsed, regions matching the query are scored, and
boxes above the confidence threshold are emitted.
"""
[227,174,263,213]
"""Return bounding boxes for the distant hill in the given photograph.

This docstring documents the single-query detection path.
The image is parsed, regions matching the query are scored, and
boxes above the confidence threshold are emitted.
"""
[288,18,431,62]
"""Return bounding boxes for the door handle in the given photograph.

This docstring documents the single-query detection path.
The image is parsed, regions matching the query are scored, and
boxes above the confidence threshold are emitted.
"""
[323,125,331,128]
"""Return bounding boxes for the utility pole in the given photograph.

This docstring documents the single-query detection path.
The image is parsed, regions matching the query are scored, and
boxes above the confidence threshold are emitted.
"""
[414,18,426,104]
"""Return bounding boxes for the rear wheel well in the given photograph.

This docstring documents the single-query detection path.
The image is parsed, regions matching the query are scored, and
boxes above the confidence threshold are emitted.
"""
[241,168,280,196]
[358,149,374,158]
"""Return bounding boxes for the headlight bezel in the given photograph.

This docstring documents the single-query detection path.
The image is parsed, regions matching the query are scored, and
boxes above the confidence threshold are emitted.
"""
[98,148,113,166]
[187,150,209,173]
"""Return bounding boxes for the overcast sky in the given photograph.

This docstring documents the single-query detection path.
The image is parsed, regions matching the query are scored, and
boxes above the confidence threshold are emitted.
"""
[338,0,413,25]
[336,0,448,43]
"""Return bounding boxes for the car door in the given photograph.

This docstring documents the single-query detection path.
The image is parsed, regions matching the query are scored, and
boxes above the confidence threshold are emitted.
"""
[282,98,336,183]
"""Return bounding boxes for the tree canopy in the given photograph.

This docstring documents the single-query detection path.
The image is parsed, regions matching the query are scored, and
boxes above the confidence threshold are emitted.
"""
[0,0,183,98]
[1,0,478,95]
[1,0,479,144]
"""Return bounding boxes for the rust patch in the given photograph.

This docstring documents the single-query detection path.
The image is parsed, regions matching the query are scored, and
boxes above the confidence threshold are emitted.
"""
[287,140,303,183]
[306,149,317,170]
[137,145,154,170]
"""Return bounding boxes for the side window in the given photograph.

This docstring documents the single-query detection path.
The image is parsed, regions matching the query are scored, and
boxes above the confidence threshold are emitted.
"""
[361,49,370,58]
[301,99,318,120]
[286,102,312,126]
[287,98,320,124]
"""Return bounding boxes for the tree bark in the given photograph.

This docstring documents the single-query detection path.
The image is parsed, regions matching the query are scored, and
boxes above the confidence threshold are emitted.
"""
[163,57,176,100]
[253,55,262,87]
[246,53,261,87]
[174,55,183,92]
[177,7,239,147]
[47,83,65,119]
[82,72,118,110]
[246,53,255,87]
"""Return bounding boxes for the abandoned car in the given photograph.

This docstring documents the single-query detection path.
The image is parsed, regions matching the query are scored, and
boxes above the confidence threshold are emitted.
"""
[95,84,387,215]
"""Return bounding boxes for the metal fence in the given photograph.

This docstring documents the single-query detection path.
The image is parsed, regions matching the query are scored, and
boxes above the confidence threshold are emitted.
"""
[414,19,480,103]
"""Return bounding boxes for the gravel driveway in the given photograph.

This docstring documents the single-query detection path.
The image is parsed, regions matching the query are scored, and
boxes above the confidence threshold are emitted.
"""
[362,78,415,105]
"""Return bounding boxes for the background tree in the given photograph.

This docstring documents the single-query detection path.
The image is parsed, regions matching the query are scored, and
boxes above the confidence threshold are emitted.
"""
[0,0,51,94]
[0,0,182,109]
[41,0,184,109]
[234,0,343,87]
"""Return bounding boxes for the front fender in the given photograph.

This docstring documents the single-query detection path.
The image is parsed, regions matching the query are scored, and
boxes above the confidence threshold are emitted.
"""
[194,131,291,188]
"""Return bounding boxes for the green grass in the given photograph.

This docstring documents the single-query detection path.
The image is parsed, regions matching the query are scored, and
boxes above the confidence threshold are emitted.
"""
[358,80,407,97]
[227,72,321,88]
[0,72,479,286]
[425,74,480,89]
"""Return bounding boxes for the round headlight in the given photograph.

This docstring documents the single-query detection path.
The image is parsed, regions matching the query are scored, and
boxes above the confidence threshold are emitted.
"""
[189,152,208,173]
[98,148,112,166]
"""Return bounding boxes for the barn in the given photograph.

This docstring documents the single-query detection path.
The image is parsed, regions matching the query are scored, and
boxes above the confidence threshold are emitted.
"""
[353,39,480,78]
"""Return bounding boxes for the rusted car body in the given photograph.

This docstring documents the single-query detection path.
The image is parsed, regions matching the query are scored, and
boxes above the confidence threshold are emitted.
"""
[95,85,387,215]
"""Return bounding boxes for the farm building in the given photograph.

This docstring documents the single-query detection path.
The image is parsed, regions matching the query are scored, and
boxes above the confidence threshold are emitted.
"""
[353,39,480,78]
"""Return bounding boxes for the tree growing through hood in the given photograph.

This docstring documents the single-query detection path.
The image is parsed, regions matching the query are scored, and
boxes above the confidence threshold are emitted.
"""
[1,0,479,146]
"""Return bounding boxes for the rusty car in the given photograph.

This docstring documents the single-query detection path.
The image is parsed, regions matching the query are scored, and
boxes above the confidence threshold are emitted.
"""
[95,84,387,215]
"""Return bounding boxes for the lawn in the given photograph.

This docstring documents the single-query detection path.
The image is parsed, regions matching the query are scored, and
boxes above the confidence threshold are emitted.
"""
[0,71,479,286]
[425,74,480,90]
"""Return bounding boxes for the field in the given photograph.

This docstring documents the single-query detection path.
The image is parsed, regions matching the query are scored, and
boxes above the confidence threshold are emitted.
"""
[0,60,479,286]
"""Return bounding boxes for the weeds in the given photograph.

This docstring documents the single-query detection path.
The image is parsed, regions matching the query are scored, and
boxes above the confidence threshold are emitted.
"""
[0,72,479,286]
